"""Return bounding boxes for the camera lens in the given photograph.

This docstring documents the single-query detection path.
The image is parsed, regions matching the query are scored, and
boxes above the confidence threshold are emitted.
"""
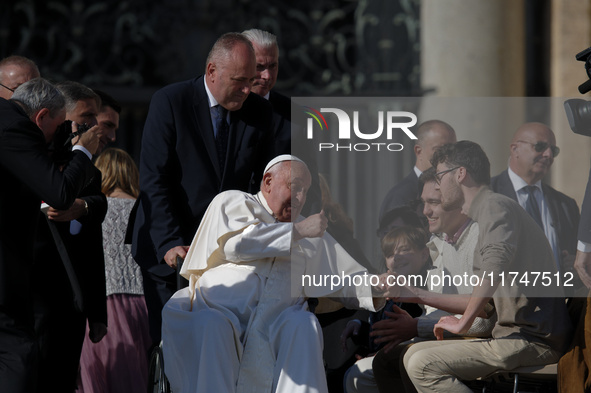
[564,99,591,137]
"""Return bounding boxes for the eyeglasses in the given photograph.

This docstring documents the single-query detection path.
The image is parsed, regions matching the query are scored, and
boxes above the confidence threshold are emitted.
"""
[515,140,560,157]
[435,166,460,184]
[0,83,15,93]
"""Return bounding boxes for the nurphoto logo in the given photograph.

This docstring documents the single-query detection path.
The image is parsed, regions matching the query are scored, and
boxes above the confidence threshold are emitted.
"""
[304,106,418,152]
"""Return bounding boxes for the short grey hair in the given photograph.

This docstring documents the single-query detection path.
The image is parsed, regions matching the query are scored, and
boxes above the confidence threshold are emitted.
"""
[205,32,254,73]
[241,29,278,50]
[55,81,101,114]
[11,78,65,118]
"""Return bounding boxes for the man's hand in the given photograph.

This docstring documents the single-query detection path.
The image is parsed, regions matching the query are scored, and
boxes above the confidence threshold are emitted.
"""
[433,315,468,340]
[340,319,362,352]
[293,210,327,241]
[164,246,189,269]
[575,250,591,289]
[370,306,417,353]
[73,123,102,156]
[89,322,107,343]
[47,198,86,221]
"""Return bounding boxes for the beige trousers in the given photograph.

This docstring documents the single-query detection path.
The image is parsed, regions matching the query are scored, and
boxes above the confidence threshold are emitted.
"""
[402,337,561,393]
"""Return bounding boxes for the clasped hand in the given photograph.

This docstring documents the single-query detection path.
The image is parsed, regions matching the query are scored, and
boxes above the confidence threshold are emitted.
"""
[47,198,86,222]
[369,305,417,353]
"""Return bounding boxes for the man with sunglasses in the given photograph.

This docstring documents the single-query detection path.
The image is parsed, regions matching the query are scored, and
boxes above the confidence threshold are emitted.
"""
[0,55,40,100]
[491,122,580,273]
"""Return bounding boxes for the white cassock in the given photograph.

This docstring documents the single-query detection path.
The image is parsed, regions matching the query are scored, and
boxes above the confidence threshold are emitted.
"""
[162,190,382,393]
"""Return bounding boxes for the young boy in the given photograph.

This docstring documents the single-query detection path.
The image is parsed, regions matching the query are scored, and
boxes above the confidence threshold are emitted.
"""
[341,226,430,392]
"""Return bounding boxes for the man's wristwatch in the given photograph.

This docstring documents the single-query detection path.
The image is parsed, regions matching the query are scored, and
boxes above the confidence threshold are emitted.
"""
[83,200,89,216]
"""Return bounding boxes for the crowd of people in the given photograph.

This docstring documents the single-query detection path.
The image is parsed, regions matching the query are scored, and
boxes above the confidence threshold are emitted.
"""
[0,54,152,393]
[0,28,590,393]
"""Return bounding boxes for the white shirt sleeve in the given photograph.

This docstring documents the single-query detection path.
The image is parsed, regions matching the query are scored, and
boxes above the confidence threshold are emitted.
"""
[72,145,92,160]
[578,240,591,253]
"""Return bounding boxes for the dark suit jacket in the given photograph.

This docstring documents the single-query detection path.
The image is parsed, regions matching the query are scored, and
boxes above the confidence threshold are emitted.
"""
[268,89,322,216]
[131,76,275,276]
[491,169,580,256]
[32,165,107,390]
[70,172,107,324]
[33,168,108,325]
[378,171,421,225]
[0,98,95,328]
[268,90,292,155]
[579,167,591,243]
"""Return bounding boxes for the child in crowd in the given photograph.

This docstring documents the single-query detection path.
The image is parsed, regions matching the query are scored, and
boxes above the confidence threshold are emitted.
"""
[78,148,151,393]
[341,226,430,360]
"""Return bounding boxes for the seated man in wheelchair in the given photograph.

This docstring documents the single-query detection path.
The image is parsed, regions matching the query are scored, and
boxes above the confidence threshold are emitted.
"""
[161,155,388,393]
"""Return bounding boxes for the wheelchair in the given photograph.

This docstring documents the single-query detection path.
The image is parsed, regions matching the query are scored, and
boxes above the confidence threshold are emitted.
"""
[147,342,171,393]
[147,257,188,393]
[145,258,369,393]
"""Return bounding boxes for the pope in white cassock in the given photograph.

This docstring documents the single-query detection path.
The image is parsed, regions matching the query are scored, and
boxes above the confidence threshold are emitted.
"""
[161,155,385,393]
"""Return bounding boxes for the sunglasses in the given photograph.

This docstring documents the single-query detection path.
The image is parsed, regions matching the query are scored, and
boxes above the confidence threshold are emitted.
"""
[516,140,560,157]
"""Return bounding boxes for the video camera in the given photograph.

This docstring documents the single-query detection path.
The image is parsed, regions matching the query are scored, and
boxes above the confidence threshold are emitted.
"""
[564,46,591,137]
[48,120,91,164]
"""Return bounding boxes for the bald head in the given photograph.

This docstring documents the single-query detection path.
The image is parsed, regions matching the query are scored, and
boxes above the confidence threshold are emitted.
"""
[511,122,554,145]
[0,56,40,100]
[414,120,457,171]
[509,122,558,184]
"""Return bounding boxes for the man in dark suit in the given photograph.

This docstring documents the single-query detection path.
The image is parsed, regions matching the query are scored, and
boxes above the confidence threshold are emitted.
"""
[241,29,288,152]
[0,78,99,393]
[378,120,456,236]
[242,28,322,215]
[131,32,275,345]
[33,81,108,392]
[491,122,579,272]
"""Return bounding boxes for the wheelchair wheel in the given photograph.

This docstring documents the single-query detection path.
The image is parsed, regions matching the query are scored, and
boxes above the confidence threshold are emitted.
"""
[147,343,171,393]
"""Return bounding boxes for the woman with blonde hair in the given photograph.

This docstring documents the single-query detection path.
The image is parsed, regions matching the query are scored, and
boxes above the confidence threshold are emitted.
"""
[78,148,150,393]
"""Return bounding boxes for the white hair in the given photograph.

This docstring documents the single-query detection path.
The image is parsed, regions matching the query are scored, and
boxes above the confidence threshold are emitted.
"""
[242,29,277,50]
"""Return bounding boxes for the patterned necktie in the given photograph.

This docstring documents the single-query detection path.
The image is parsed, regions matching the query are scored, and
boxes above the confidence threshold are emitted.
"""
[524,185,544,229]
[213,105,229,171]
